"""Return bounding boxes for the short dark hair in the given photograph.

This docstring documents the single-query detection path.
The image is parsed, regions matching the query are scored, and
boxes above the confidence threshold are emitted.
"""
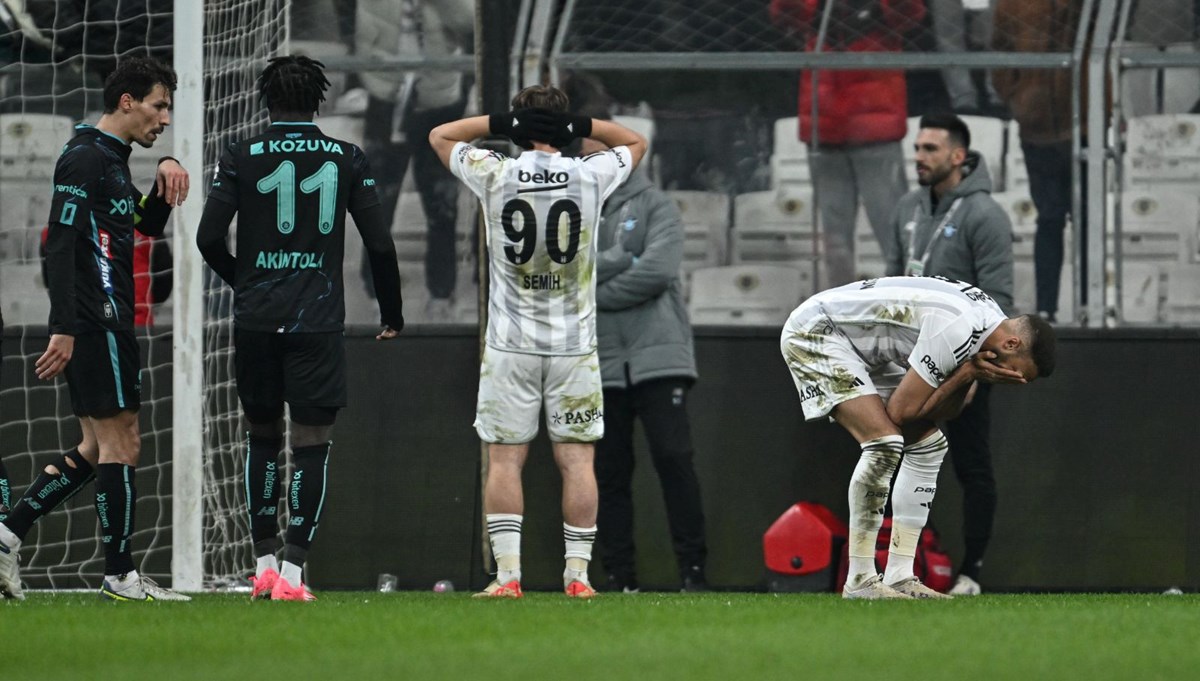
[1020,314,1057,378]
[258,55,330,116]
[511,85,570,114]
[919,112,971,150]
[103,57,177,113]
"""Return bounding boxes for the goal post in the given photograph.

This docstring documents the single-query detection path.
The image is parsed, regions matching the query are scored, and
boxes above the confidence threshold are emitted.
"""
[170,0,205,593]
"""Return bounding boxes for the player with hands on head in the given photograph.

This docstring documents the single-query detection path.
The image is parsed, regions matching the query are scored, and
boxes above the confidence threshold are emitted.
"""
[196,55,404,601]
[430,85,646,599]
[780,276,1055,600]
[0,56,191,602]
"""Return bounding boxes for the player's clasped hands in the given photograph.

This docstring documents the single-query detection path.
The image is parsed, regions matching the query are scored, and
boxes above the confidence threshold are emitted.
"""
[491,108,591,149]
[971,351,1027,384]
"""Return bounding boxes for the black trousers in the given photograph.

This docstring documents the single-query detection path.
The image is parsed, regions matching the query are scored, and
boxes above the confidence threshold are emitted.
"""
[362,95,466,300]
[944,382,995,580]
[595,377,708,580]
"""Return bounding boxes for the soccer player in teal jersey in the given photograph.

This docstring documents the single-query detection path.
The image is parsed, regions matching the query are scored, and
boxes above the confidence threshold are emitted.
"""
[197,56,404,601]
[0,57,191,602]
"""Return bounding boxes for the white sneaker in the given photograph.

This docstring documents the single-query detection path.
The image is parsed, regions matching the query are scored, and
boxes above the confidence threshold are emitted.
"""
[887,576,953,599]
[101,573,192,602]
[842,574,913,600]
[0,523,24,601]
[949,574,982,596]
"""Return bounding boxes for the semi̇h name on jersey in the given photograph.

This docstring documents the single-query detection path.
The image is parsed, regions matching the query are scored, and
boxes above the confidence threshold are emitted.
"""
[523,273,562,290]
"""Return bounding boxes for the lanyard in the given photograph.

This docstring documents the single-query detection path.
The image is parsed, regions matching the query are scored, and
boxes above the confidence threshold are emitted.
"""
[905,197,963,277]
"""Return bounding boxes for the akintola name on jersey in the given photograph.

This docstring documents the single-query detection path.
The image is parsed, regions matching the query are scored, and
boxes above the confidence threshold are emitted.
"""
[450,142,633,355]
[783,276,1008,388]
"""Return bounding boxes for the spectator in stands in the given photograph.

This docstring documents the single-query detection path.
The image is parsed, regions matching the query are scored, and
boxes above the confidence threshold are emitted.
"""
[884,113,1013,595]
[769,0,926,287]
[992,0,1087,323]
[580,138,710,593]
[928,0,1005,114]
[356,0,472,322]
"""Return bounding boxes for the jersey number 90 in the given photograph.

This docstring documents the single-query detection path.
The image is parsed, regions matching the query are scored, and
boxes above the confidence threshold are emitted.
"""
[501,198,582,265]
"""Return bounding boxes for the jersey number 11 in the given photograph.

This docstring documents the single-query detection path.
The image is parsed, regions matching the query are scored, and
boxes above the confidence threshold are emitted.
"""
[257,160,339,235]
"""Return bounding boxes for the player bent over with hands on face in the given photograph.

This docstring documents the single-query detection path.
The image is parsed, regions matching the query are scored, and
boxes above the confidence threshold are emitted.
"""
[197,56,404,601]
[780,276,1055,599]
[0,57,190,601]
[430,86,646,598]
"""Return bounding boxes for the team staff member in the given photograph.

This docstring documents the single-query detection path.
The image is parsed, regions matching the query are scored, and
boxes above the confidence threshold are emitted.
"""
[588,139,709,593]
[0,56,191,602]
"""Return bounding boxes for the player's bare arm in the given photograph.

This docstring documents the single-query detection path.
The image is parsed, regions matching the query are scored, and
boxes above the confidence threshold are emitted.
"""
[887,354,1024,426]
[587,119,647,168]
[429,115,492,167]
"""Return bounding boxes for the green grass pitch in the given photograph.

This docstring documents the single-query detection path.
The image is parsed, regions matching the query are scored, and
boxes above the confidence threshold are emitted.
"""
[4,592,1198,680]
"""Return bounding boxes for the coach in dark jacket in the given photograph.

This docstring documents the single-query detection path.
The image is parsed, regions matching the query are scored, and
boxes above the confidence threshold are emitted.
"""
[884,113,1013,596]
[593,163,708,593]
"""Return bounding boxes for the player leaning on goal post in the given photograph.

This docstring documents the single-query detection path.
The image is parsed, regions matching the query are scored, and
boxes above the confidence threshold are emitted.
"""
[0,57,191,602]
[196,56,404,601]
[430,85,646,598]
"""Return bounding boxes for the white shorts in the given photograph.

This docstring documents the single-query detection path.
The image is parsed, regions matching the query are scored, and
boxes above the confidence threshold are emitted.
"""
[780,313,905,421]
[474,346,604,444]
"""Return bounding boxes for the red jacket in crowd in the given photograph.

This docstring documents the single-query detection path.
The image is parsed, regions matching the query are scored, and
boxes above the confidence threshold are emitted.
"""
[769,0,926,146]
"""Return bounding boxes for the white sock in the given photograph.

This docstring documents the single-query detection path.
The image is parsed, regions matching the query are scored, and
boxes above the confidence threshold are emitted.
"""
[847,435,903,584]
[886,431,948,584]
[487,513,523,584]
[0,522,19,550]
[280,560,303,586]
[256,554,279,577]
[563,523,597,585]
[883,523,922,584]
[108,569,139,586]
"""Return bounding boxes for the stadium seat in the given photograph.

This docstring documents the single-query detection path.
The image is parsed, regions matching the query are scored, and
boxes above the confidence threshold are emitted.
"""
[0,172,52,235]
[1126,114,1200,158]
[665,190,729,275]
[1120,262,1163,324]
[732,188,816,265]
[1117,42,1160,119]
[316,114,365,149]
[0,262,49,325]
[1013,261,1074,319]
[0,113,74,173]
[1164,263,1200,323]
[688,264,810,326]
[1162,43,1200,114]
[959,115,1005,185]
[1004,120,1028,191]
[1118,188,1194,262]
[992,191,1040,261]
[771,116,810,188]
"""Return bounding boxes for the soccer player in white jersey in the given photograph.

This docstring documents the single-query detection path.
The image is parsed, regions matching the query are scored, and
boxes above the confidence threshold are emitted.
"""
[430,85,646,598]
[780,276,1056,599]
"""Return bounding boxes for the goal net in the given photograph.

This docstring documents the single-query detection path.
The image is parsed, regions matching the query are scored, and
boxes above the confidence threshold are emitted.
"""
[0,0,289,590]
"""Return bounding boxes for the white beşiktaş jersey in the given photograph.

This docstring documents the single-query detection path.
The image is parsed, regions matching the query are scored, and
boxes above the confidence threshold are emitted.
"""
[784,276,1008,387]
[451,142,633,355]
